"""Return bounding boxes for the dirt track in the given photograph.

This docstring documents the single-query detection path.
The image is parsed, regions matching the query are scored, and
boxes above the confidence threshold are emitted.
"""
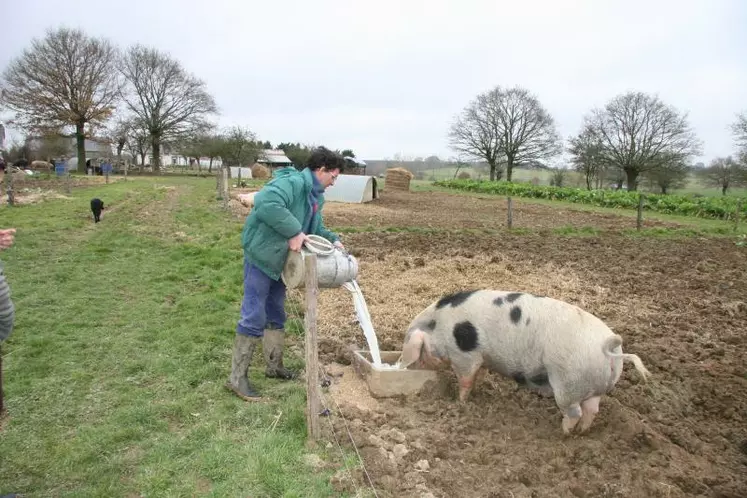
[277,190,747,497]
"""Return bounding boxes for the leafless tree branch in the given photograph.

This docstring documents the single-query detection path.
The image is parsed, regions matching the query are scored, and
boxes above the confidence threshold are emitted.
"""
[583,91,701,191]
[448,85,561,181]
[118,45,218,171]
[0,27,120,169]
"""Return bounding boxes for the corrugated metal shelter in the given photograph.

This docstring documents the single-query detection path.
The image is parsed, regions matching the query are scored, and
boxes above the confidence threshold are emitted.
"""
[323,174,378,203]
[229,166,253,179]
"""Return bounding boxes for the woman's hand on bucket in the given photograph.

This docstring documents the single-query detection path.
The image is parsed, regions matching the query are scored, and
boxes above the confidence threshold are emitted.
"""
[333,240,345,251]
[288,232,308,252]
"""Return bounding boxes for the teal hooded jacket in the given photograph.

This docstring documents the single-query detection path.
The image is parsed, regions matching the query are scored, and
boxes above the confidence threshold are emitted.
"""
[241,166,339,281]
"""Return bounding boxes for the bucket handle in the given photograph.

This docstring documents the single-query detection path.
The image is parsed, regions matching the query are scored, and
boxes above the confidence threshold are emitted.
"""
[303,234,335,256]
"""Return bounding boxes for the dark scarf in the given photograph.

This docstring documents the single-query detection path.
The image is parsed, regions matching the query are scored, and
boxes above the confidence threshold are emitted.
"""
[304,172,325,233]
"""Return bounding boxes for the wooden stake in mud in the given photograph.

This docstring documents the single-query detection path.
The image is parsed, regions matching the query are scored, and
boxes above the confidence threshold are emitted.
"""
[735,199,743,232]
[637,193,645,231]
[222,167,229,210]
[5,171,14,207]
[303,252,321,444]
[507,196,513,229]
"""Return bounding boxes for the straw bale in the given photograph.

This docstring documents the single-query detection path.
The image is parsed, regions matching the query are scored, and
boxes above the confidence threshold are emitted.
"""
[251,163,271,179]
[385,167,414,191]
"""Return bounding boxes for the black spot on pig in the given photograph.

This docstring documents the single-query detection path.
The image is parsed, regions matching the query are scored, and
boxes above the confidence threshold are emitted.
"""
[436,290,477,309]
[506,292,523,303]
[525,318,531,326]
[493,297,504,306]
[529,371,549,386]
[511,372,527,385]
[512,370,549,387]
[510,306,522,324]
[452,321,478,352]
[426,319,437,331]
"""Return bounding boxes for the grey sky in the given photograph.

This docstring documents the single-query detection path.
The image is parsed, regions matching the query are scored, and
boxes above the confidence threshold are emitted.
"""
[2,0,746,163]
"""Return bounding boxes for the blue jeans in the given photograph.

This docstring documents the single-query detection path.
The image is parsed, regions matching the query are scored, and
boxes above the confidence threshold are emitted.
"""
[236,261,287,337]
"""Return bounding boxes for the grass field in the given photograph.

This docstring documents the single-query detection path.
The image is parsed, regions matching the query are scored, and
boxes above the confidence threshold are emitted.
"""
[1,173,745,497]
[0,177,353,497]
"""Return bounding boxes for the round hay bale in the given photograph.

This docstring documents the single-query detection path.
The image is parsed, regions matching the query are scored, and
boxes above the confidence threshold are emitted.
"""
[385,167,414,191]
[251,164,270,179]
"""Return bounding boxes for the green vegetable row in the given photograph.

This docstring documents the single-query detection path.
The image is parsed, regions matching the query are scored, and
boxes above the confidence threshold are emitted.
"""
[433,180,747,220]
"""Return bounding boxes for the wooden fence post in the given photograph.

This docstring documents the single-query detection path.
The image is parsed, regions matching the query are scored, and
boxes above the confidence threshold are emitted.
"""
[735,199,743,232]
[507,196,513,229]
[637,193,645,231]
[5,171,14,206]
[303,252,321,444]
[222,167,229,210]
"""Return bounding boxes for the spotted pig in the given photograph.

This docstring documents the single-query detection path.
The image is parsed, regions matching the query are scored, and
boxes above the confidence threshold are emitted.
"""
[400,289,651,434]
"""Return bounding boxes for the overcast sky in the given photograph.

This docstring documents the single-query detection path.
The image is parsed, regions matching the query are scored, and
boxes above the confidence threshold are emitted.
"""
[2,0,746,163]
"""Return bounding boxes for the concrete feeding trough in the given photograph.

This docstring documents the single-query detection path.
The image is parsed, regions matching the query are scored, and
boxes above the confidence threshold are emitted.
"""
[351,350,438,398]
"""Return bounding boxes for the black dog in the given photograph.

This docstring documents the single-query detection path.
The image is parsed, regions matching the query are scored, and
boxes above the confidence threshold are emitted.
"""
[90,198,104,223]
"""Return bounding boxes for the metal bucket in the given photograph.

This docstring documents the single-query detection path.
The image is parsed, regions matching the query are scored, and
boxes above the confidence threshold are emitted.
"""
[281,235,359,289]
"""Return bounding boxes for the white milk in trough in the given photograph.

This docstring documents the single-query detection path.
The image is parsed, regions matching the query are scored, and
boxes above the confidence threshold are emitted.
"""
[282,236,437,397]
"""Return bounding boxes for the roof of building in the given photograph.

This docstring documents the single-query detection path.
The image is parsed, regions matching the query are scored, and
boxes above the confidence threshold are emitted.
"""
[258,149,292,164]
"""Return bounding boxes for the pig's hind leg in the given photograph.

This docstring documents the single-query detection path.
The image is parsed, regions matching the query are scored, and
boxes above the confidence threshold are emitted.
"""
[548,372,583,434]
[577,396,601,433]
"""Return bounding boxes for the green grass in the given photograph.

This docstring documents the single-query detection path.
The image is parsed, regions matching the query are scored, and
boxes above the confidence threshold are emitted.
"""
[0,176,351,497]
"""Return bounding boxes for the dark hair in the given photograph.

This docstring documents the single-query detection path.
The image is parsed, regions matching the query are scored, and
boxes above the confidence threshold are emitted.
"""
[306,146,345,172]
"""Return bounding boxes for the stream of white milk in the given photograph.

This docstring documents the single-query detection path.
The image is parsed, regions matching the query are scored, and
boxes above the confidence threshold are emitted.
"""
[343,280,400,370]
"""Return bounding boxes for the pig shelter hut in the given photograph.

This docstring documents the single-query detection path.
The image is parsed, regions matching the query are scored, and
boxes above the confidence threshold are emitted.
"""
[384,167,414,191]
[323,174,378,203]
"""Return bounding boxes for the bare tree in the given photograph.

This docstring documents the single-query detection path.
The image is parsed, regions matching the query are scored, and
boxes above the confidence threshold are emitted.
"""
[641,153,691,194]
[119,45,218,172]
[583,91,701,191]
[449,85,561,181]
[568,126,605,190]
[219,126,260,167]
[732,112,747,153]
[182,132,223,172]
[124,120,151,167]
[34,134,72,162]
[0,27,120,170]
[105,117,133,167]
[698,156,747,195]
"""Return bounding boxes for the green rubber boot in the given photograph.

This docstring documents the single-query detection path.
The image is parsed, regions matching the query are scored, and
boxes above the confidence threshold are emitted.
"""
[225,334,261,400]
[263,328,297,380]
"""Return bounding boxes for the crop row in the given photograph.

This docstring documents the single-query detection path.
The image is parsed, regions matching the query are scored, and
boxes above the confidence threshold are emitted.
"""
[433,180,747,220]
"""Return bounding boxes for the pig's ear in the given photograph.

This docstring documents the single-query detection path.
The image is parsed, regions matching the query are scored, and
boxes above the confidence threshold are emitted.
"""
[401,329,425,368]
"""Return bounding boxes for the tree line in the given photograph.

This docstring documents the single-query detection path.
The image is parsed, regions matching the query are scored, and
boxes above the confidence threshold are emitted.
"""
[0,27,356,173]
[448,85,747,194]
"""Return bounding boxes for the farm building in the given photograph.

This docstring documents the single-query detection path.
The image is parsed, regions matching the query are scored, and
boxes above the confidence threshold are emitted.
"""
[343,156,367,175]
[255,149,293,169]
[323,174,378,203]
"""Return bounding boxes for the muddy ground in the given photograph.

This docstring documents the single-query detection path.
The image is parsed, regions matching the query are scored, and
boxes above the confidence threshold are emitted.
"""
[268,190,747,497]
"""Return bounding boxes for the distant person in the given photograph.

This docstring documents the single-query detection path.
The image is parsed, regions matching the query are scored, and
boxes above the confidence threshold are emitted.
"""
[225,146,347,401]
[0,228,16,344]
[90,198,104,223]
